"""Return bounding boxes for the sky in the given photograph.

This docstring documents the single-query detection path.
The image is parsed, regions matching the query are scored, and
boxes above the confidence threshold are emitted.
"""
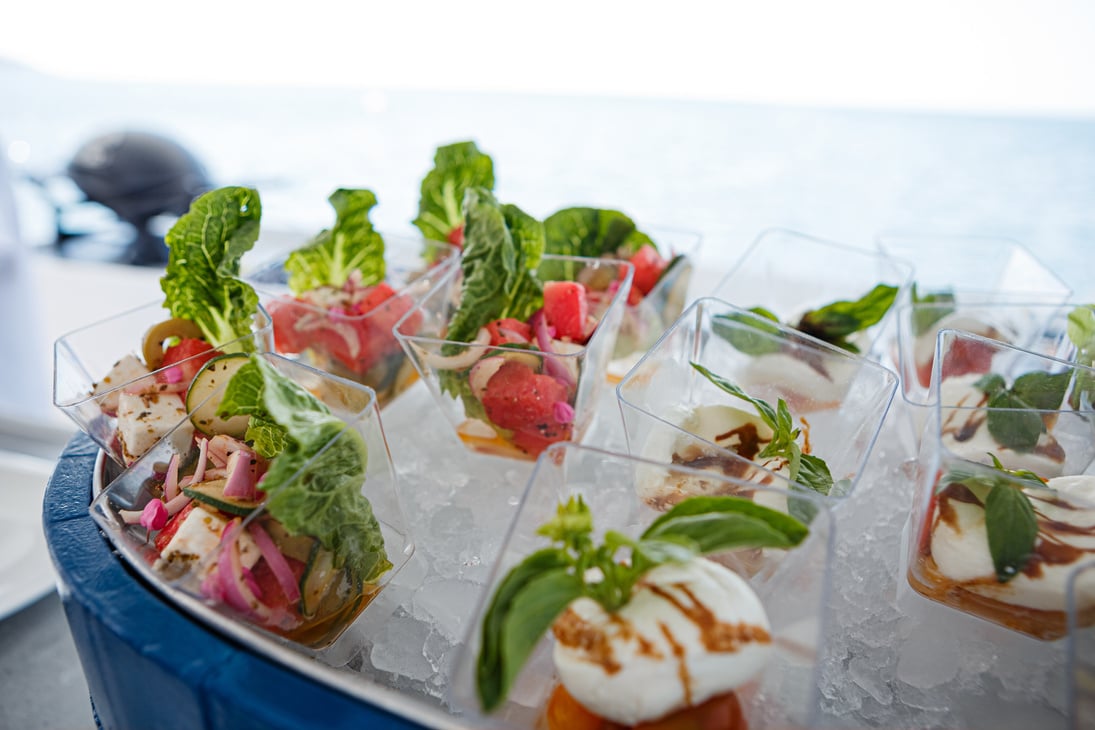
[3,0,1095,117]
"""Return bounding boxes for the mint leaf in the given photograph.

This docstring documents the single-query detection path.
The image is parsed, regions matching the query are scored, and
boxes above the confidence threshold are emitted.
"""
[910,283,956,336]
[477,548,573,712]
[1011,371,1070,411]
[285,188,385,293]
[413,141,494,245]
[161,186,261,348]
[984,483,1039,582]
[711,308,783,356]
[444,188,544,345]
[218,356,389,586]
[795,283,899,351]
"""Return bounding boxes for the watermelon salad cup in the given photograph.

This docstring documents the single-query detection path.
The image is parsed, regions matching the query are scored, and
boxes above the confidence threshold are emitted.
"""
[53,299,273,468]
[89,353,413,650]
[249,236,458,408]
[394,254,634,460]
[607,227,702,381]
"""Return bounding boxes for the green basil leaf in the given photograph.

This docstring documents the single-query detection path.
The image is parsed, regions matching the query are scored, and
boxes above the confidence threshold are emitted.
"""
[711,309,783,356]
[795,283,899,347]
[1010,371,1070,411]
[477,549,573,712]
[493,568,584,711]
[986,390,1046,452]
[643,511,802,553]
[642,494,809,547]
[690,362,778,430]
[795,453,835,496]
[632,536,700,565]
[1067,304,1095,357]
[984,484,1038,583]
[910,284,957,336]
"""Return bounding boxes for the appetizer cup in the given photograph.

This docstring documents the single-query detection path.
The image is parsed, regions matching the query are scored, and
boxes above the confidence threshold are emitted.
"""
[893,300,1078,409]
[248,236,458,408]
[449,443,834,730]
[1069,563,1095,729]
[608,227,703,380]
[53,300,273,468]
[617,297,899,502]
[393,254,633,460]
[710,228,914,361]
[876,233,1072,305]
[89,353,413,651]
[904,330,1095,640]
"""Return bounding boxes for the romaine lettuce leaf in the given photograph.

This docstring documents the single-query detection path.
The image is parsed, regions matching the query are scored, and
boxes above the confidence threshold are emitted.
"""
[413,141,495,245]
[161,186,262,348]
[445,188,544,344]
[217,356,391,585]
[285,188,385,294]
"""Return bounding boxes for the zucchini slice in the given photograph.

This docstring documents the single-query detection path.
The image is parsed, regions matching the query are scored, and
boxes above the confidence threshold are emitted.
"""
[182,478,262,517]
[300,543,341,618]
[187,353,250,438]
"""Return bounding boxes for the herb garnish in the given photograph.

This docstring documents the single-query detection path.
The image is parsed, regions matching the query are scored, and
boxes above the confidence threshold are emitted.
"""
[937,454,1044,583]
[161,186,262,349]
[412,141,495,247]
[711,307,784,356]
[476,495,808,712]
[1066,304,1095,409]
[974,370,1070,451]
[285,188,385,294]
[690,362,836,506]
[910,283,957,336]
[794,283,899,353]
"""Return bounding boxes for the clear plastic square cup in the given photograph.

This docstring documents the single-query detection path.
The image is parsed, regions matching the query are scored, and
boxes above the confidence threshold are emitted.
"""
[608,227,702,381]
[905,329,1095,642]
[710,228,914,361]
[53,300,273,467]
[89,353,413,651]
[248,236,458,408]
[393,254,633,461]
[617,297,899,502]
[449,443,834,730]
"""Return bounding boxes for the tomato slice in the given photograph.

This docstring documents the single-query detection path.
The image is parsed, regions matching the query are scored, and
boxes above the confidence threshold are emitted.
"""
[543,281,590,341]
[629,244,669,298]
[158,338,220,384]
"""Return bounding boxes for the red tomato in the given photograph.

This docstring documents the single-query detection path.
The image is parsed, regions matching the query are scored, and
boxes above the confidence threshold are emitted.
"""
[480,361,573,457]
[543,281,589,341]
[486,317,533,346]
[250,553,307,611]
[268,299,307,355]
[157,338,220,384]
[629,244,669,298]
[939,337,996,381]
[153,500,198,554]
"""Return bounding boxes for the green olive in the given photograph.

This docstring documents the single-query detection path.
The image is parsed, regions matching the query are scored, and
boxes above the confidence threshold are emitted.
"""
[142,318,204,369]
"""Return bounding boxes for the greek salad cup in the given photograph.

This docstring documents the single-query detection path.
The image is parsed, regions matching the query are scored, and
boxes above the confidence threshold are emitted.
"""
[710,227,914,361]
[89,353,413,651]
[249,234,458,408]
[617,298,899,507]
[53,300,273,468]
[449,443,834,730]
[905,329,1095,640]
[394,254,633,461]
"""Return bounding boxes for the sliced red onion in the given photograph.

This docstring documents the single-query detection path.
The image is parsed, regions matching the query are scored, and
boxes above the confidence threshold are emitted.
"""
[412,327,490,371]
[183,437,210,486]
[216,520,262,618]
[160,366,184,384]
[139,499,168,531]
[164,492,192,516]
[531,310,576,390]
[223,448,258,500]
[469,357,507,400]
[248,522,301,603]
[553,401,576,425]
[163,453,181,501]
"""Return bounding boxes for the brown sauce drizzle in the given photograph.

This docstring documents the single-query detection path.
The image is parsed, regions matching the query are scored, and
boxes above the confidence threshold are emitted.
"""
[646,583,772,653]
[658,622,693,707]
[713,423,765,461]
[552,608,624,674]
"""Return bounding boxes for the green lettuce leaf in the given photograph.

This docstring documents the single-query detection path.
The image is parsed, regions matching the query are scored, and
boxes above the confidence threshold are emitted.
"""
[217,356,390,585]
[285,188,385,294]
[541,207,656,282]
[412,141,495,244]
[445,188,544,344]
[161,186,262,348]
